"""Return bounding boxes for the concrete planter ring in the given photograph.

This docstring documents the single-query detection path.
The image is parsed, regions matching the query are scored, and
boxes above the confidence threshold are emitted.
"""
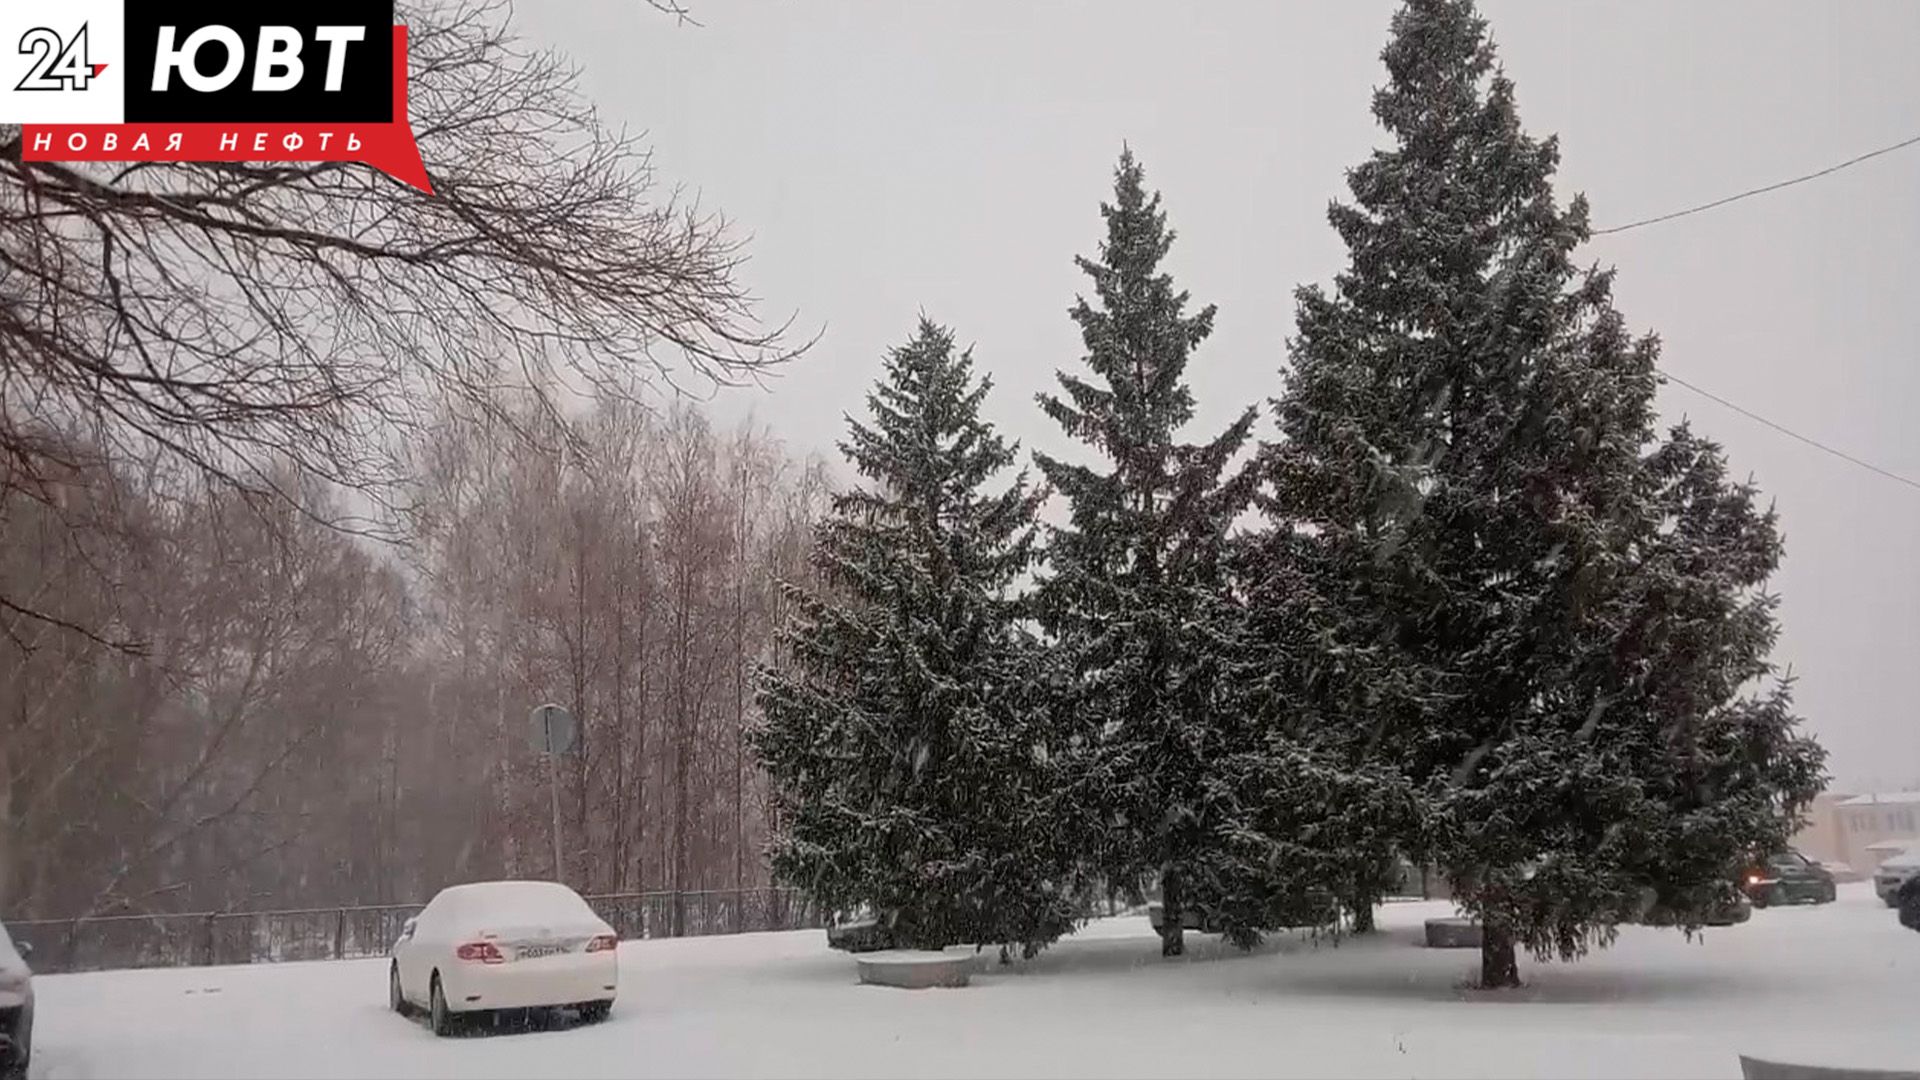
[854,948,979,989]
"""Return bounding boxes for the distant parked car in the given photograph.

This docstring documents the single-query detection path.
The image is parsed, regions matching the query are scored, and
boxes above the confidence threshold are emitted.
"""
[389,880,618,1036]
[1146,902,1221,935]
[1642,889,1753,929]
[824,907,895,953]
[1874,846,1920,908]
[1899,877,1920,933]
[1742,848,1836,907]
[1713,892,1755,926]
[1146,888,1344,936]
[0,922,32,1080]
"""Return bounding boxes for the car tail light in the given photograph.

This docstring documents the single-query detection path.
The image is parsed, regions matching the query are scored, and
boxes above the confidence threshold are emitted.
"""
[456,941,505,964]
[586,934,618,953]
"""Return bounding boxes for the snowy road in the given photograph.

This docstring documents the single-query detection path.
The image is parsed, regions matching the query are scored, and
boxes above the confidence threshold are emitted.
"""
[27,884,1918,1079]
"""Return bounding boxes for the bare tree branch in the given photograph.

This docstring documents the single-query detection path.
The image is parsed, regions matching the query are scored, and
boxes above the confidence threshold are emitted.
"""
[0,0,806,646]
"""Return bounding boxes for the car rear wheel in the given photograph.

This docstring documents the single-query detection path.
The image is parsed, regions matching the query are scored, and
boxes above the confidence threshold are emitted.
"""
[429,974,455,1037]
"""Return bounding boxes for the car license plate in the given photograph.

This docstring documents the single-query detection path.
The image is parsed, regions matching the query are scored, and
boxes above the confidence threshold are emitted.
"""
[519,944,568,959]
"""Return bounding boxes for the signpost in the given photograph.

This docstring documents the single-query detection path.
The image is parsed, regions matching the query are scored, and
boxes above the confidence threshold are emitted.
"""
[529,703,578,883]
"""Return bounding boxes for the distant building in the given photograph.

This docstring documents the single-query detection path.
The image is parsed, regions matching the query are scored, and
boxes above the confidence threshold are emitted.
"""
[1789,791,1851,868]
[1797,791,1920,875]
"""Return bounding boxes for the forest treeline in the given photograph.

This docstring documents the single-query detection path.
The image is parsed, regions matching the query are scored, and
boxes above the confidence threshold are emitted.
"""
[4,400,827,918]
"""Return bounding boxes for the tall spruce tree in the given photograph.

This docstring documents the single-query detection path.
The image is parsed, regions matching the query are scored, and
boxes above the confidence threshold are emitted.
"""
[1034,150,1259,957]
[1264,0,1824,986]
[1596,424,1826,925]
[1231,523,1421,936]
[753,319,1078,956]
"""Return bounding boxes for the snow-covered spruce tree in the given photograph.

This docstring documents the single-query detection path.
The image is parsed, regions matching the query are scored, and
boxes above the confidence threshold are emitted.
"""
[1264,0,1824,986]
[1230,525,1421,937]
[1598,425,1826,925]
[1034,150,1260,957]
[752,319,1079,957]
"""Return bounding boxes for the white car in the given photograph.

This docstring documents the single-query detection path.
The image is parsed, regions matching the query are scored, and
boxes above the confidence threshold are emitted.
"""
[1874,847,1920,907]
[389,880,619,1036]
[0,921,33,1080]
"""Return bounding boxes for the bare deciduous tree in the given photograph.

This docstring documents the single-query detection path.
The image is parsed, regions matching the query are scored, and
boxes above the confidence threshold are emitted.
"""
[0,0,815,919]
[0,0,802,640]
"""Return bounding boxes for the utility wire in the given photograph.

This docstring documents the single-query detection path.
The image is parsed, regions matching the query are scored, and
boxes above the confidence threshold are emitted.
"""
[1589,132,1920,491]
[1659,368,1920,493]
[1595,132,1920,235]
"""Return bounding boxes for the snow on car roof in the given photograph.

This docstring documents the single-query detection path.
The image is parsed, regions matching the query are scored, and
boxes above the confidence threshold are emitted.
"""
[443,879,577,895]
[436,880,596,918]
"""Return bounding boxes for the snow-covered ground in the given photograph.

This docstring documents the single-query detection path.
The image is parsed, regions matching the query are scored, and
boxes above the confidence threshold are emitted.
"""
[27,883,1918,1079]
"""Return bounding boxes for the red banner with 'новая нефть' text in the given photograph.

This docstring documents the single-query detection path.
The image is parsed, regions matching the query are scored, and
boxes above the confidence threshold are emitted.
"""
[5,3,430,192]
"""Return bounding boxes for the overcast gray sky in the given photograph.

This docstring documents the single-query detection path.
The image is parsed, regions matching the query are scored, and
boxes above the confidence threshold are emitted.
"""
[519,1,1920,794]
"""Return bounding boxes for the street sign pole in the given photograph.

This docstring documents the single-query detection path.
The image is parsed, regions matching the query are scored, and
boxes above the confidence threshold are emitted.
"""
[547,732,564,884]
[529,703,578,885]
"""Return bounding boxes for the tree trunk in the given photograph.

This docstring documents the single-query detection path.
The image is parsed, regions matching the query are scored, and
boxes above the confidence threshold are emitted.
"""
[1159,867,1185,957]
[0,729,11,910]
[494,603,518,877]
[569,527,590,891]
[733,456,747,926]
[1480,923,1520,988]
[633,542,650,898]
[1351,900,1375,934]
[611,561,629,893]
[670,572,692,938]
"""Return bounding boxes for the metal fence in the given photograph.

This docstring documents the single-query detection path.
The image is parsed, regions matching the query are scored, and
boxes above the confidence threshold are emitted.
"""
[8,887,822,975]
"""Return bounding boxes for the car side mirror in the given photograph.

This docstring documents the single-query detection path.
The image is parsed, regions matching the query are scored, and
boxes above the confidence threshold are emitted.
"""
[16,940,31,959]
[399,918,417,940]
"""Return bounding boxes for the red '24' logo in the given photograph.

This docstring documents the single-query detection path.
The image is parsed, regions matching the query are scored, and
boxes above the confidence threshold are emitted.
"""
[15,24,107,91]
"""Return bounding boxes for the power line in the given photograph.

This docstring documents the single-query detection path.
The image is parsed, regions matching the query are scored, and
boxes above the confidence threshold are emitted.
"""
[1595,132,1920,235]
[1658,368,1920,493]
